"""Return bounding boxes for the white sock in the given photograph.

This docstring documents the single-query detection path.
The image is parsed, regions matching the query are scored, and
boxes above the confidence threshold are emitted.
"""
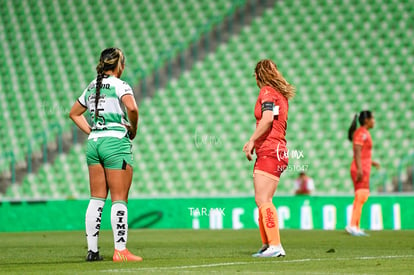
[111,201,128,251]
[85,198,105,252]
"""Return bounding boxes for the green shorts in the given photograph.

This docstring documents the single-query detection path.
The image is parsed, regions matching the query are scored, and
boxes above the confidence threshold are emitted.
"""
[86,137,133,169]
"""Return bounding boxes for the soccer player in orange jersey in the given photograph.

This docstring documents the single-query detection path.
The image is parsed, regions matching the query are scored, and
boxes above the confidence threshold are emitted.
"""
[243,59,295,257]
[346,110,380,236]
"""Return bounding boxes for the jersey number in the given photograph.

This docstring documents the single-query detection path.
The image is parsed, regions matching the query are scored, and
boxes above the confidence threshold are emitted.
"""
[91,108,106,129]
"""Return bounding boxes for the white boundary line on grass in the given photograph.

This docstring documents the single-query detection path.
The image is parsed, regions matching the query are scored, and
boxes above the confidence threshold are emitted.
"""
[100,255,414,273]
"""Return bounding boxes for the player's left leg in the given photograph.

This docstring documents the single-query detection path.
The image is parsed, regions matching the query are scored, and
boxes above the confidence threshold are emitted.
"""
[348,189,370,236]
[252,171,285,258]
[355,189,369,235]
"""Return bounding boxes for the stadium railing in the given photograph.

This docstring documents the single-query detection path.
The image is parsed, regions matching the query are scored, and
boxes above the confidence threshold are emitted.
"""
[397,153,414,192]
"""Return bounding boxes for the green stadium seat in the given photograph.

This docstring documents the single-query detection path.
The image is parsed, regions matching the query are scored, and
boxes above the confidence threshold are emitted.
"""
[1,0,243,197]
[2,0,414,198]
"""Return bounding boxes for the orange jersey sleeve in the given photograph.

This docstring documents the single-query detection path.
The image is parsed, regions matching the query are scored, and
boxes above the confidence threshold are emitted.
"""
[353,128,366,146]
[260,86,276,104]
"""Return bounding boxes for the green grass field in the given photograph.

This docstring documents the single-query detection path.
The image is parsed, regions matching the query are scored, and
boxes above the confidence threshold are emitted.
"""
[0,229,413,274]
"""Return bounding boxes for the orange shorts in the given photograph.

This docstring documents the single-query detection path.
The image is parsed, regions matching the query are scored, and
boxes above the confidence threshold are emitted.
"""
[350,168,370,190]
[254,155,288,179]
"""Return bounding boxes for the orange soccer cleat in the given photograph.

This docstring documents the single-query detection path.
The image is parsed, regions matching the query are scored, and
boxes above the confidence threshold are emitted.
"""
[113,249,143,262]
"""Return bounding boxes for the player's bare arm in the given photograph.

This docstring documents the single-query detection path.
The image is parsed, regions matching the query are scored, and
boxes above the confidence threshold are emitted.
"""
[354,144,363,181]
[69,101,91,135]
[122,94,139,140]
[243,110,273,161]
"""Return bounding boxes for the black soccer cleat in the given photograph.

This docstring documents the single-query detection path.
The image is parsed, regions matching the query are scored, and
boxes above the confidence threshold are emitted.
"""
[86,250,103,261]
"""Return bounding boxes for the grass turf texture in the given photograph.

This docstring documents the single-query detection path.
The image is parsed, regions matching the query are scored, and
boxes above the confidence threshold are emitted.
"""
[0,230,413,274]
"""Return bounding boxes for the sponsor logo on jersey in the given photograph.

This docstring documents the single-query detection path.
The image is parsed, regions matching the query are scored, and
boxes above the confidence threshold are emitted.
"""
[87,83,111,91]
[87,93,107,102]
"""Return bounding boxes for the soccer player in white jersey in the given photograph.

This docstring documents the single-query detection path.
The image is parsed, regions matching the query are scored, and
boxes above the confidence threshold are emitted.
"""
[69,48,141,262]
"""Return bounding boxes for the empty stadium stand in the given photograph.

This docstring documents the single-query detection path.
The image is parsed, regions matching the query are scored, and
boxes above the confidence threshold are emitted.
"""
[1,0,413,199]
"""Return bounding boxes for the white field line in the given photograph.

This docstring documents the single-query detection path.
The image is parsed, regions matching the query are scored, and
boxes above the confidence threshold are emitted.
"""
[100,254,414,273]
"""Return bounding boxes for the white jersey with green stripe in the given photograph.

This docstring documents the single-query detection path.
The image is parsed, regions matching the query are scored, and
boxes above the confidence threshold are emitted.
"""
[78,75,134,140]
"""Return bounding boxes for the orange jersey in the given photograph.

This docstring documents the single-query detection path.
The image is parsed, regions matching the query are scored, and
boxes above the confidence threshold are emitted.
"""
[350,126,372,190]
[352,127,372,169]
[254,86,289,158]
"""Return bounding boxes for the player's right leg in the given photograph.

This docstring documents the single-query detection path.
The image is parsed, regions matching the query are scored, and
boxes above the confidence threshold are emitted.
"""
[102,137,142,262]
[254,210,269,255]
[347,170,361,235]
[105,166,142,262]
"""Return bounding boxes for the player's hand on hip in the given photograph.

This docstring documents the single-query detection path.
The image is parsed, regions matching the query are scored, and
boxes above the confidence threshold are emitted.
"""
[243,140,255,161]
[128,130,136,140]
[124,124,137,140]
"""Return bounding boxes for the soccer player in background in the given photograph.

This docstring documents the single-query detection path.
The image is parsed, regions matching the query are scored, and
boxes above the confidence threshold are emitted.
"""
[294,172,315,195]
[69,48,142,262]
[346,110,380,236]
[243,59,295,257]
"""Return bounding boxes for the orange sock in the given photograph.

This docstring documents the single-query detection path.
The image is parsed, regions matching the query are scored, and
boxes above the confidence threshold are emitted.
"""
[350,189,369,229]
[258,209,268,245]
[259,202,280,246]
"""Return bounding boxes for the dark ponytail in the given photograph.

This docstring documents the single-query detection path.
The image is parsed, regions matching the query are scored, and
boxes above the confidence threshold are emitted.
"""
[95,62,105,118]
[348,114,358,141]
[348,110,373,141]
[94,47,124,119]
